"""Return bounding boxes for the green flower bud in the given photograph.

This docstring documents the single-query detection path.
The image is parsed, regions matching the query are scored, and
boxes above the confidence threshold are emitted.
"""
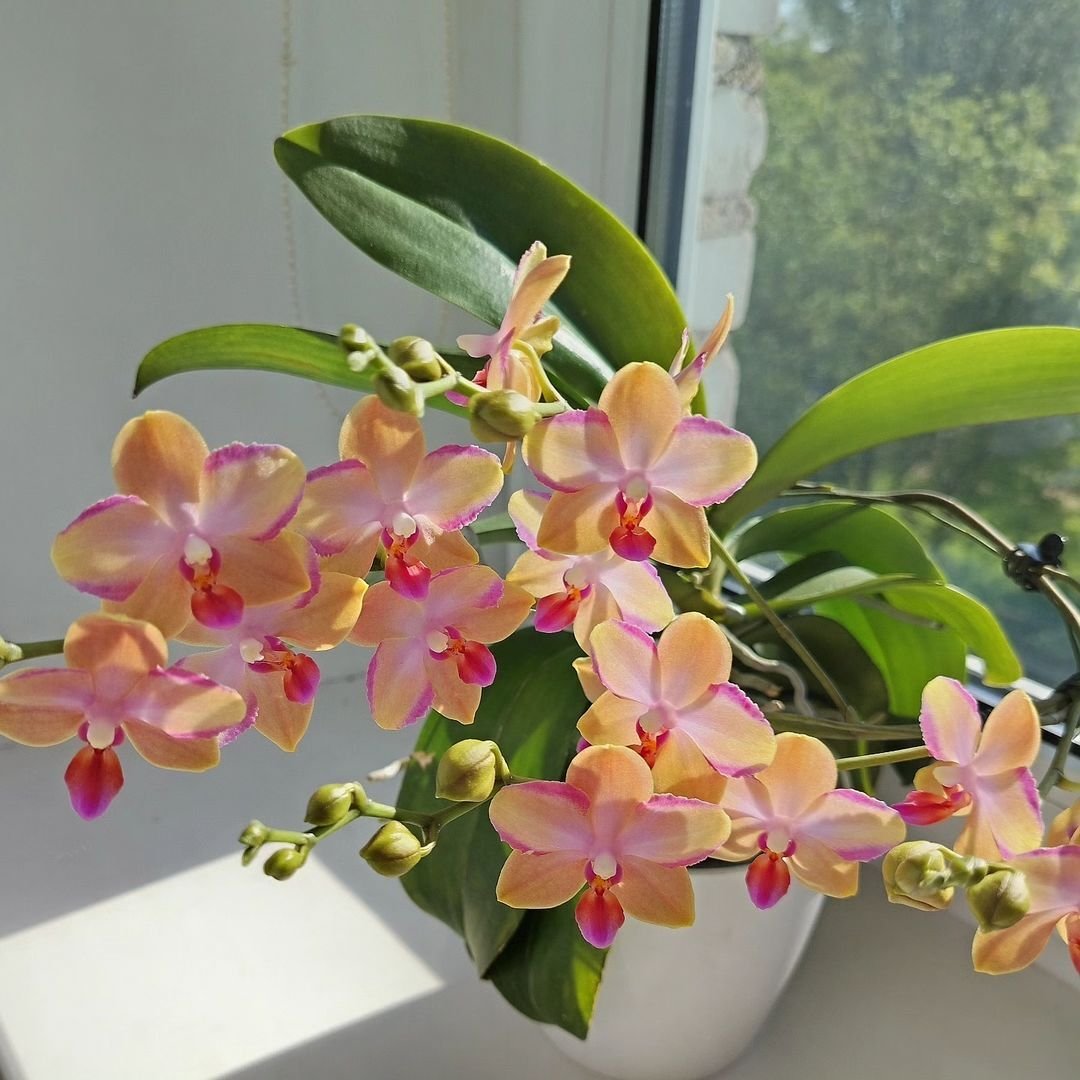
[239,819,270,866]
[388,336,444,382]
[882,841,956,912]
[0,636,23,666]
[264,847,307,881]
[304,782,363,827]
[967,867,1031,932]
[360,821,431,878]
[435,740,510,803]
[468,389,541,441]
[340,323,374,352]
[374,366,425,417]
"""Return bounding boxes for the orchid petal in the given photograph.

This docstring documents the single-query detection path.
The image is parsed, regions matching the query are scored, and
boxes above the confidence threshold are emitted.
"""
[573,657,605,703]
[496,850,587,909]
[104,553,193,639]
[250,673,313,751]
[597,363,681,470]
[711,788,768,861]
[615,858,696,927]
[788,836,860,898]
[507,489,548,550]
[619,794,731,865]
[1047,801,1080,847]
[799,788,904,860]
[678,683,776,778]
[0,669,91,745]
[649,416,757,506]
[505,251,571,333]
[756,733,837,818]
[973,690,1040,774]
[125,667,246,737]
[295,460,383,560]
[366,639,433,730]
[566,746,655,843]
[573,583,622,650]
[657,613,732,708]
[746,852,792,909]
[350,581,425,646]
[122,718,221,771]
[972,910,1063,975]
[597,559,674,636]
[64,614,167,702]
[589,620,660,705]
[214,533,313,609]
[425,653,483,724]
[535,486,621,556]
[489,779,593,853]
[412,529,478,571]
[406,445,503,537]
[339,396,425,500]
[955,768,1043,860]
[919,676,981,767]
[507,549,570,599]
[523,408,623,491]
[274,573,367,651]
[427,567,532,644]
[650,728,729,803]
[641,491,710,568]
[576,887,626,948]
[197,443,305,540]
[65,745,124,819]
[577,692,648,748]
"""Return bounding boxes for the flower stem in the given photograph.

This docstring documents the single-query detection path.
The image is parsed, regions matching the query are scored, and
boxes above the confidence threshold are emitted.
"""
[834,745,930,772]
[0,636,65,669]
[1039,694,1080,798]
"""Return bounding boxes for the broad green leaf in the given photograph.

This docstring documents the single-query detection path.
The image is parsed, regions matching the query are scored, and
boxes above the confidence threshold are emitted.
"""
[469,512,519,547]
[715,327,1080,529]
[398,630,586,975]
[275,115,688,404]
[735,502,943,580]
[748,567,921,613]
[133,323,474,413]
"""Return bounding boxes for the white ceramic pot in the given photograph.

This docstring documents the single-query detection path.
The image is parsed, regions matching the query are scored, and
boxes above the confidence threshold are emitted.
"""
[544,863,824,1080]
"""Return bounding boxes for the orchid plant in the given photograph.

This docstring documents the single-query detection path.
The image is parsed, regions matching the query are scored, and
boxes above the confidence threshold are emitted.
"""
[3,114,1080,1038]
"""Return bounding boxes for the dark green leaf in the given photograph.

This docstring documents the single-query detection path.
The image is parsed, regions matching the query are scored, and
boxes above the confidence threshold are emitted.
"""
[749,567,921,613]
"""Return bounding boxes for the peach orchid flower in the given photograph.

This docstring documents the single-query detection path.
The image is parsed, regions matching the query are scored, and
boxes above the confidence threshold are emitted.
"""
[489,744,731,948]
[714,732,905,908]
[893,678,1043,861]
[506,490,674,649]
[296,396,502,598]
[52,412,310,638]
[668,295,735,411]
[1048,800,1080,847]
[578,614,775,802]
[350,565,532,729]
[0,614,245,819]
[522,362,756,567]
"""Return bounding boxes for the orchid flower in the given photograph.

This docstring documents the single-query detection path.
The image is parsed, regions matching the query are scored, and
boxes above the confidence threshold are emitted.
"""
[971,847,1080,976]
[668,294,735,412]
[893,678,1043,861]
[577,614,775,803]
[1048,800,1080,847]
[506,490,674,649]
[522,362,756,566]
[0,614,246,819]
[455,242,571,402]
[489,744,731,948]
[350,565,532,729]
[51,411,310,638]
[296,396,502,598]
[177,534,367,751]
[714,732,905,908]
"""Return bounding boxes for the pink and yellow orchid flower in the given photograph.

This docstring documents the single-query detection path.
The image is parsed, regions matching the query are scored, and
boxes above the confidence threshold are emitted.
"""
[52,411,310,638]
[522,361,756,567]
[0,614,246,819]
[668,295,735,412]
[893,678,1043,861]
[972,846,1080,977]
[490,744,731,948]
[506,490,674,649]
[177,535,367,751]
[578,614,775,803]
[350,565,532,729]
[296,396,502,598]
[456,242,571,402]
[714,732,905,908]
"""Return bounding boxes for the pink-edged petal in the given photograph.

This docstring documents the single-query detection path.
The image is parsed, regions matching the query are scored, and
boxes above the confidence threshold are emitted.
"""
[596,559,674,636]
[125,666,247,737]
[576,888,626,948]
[788,836,860,898]
[295,460,384,558]
[973,689,1041,774]
[574,657,605,703]
[619,794,731,864]
[52,495,174,602]
[198,443,305,540]
[350,581,424,646]
[566,745,655,844]
[214,533,313,610]
[508,489,549,551]
[589,620,660,705]
[955,768,1043,860]
[650,728,729,803]
[275,573,367,651]
[755,732,837,818]
[0,668,91,745]
[64,613,167,701]
[65,745,124,819]
[507,549,571,599]
[457,330,504,360]
[365,639,433,731]
[1047,800,1080,847]
[425,653,483,725]
[577,692,648,748]
[104,553,193,639]
[798,788,904,861]
[972,911,1064,975]
[122,718,221,771]
[496,850,587,909]
[649,416,757,506]
[713,782,773,861]
[406,445,504,538]
[615,858,696,927]
[1011,846,1080,910]
[597,363,681,471]
[572,583,622,650]
[111,411,208,525]
[536,486,621,556]
[427,567,532,644]
[339,396,425,499]
[919,676,981,767]
[523,408,623,491]
[656,613,732,708]
[489,779,592,853]
[677,683,776,778]
[641,491,710,568]
[746,852,791,909]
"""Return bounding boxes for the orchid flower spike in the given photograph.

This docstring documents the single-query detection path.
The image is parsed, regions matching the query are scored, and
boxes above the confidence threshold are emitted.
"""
[490,744,731,948]
[52,412,310,638]
[578,614,775,803]
[893,678,1043,861]
[296,396,502,599]
[350,565,532,729]
[0,614,246,818]
[523,362,756,567]
[668,295,735,411]
[506,490,674,649]
[714,732,905,908]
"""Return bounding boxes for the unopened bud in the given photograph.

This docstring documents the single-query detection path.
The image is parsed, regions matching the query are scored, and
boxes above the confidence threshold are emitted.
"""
[304,782,363,827]
[0,637,23,666]
[374,366,425,417]
[436,740,509,803]
[264,847,307,881]
[468,389,541,441]
[388,336,443,382]
[340,323,374,352]
[239,819,270,866]
[968,867,1030,932]
[360,821,432,878]
[883,841,955,912]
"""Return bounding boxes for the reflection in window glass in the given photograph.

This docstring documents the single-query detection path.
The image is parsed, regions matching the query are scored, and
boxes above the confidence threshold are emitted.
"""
[738,0,1080,686]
